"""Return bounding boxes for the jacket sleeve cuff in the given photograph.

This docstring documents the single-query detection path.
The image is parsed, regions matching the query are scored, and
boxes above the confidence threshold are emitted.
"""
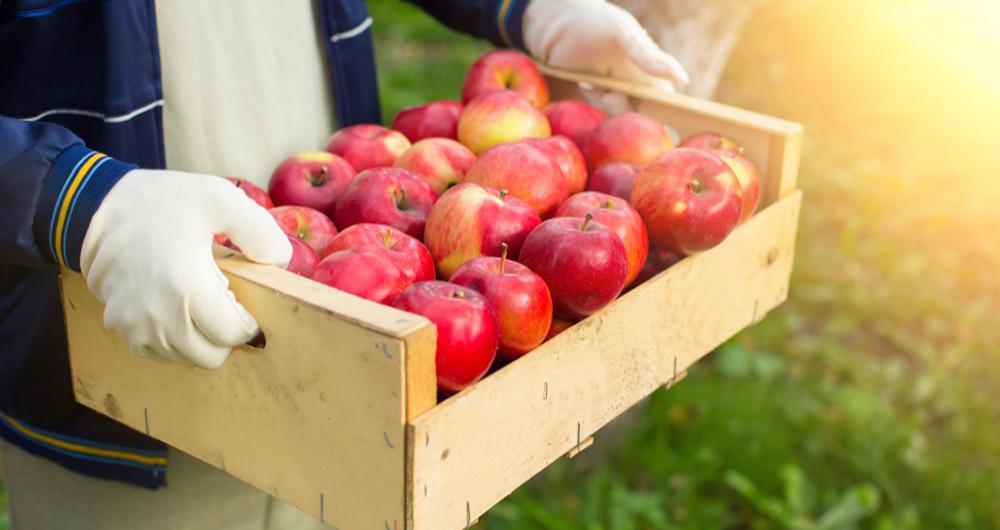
[34,145,136,272]
[488,0,530,50]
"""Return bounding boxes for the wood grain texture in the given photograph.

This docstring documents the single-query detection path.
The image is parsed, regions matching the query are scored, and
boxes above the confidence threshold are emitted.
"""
[407,192,802,530]
[61,258,428,530]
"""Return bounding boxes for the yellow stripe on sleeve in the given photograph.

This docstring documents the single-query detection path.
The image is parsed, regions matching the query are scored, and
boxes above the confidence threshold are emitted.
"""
[0,412,167,467]
[53,152,105,267]
[497,0,514,47]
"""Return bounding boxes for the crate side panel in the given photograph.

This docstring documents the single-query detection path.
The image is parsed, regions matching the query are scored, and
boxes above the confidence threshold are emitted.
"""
[409,192,801,530]
[62,269,408,530]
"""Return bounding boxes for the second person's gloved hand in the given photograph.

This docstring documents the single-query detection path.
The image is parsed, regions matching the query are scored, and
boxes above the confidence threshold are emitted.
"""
[523,0,690,92]
[81,170,292,369]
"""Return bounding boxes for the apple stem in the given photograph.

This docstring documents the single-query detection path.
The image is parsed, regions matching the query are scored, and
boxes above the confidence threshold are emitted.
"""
[453,289,466,299]
[500,242,509,275]
[382,228,392,247]
[690,178,703,194]
[312,166,329,186]
[580,212,594,231]
[499,189,509,199]
[393,188,409,210]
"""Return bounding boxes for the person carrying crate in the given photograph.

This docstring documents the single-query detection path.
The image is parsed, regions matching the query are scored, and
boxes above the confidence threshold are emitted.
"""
[0,0,687,527]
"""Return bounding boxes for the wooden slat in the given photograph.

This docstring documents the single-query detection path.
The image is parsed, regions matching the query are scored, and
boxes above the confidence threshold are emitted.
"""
[61,258,430,530]
[407,192,802,530]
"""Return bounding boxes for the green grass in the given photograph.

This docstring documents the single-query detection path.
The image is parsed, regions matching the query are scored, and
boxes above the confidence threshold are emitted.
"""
[2,2,996,528]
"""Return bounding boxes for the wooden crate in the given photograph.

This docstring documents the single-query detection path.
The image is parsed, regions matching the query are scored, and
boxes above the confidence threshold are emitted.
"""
[59,67,802,530]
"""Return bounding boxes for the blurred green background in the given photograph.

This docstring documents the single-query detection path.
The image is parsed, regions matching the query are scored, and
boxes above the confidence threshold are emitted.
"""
[1,0,997,528]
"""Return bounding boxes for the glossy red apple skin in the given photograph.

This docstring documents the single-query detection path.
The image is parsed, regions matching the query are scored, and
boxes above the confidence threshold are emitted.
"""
[457,91,551,155]
[269,205,338,256]
[324,223,434,282]
[394,138,476,195]
[451,257,553,359]
[461,50,549,109]
[527,135,587,194]
[285,235,320,277]
[545,317,576,341]
[392,281,499,393]
[678,132,742,155]
[587,162,641,201]
[267,151,356,217]
[555,191,649,286]
[333,167,439,240]
[519,216,628,319]
[312,249,411,305]
[544,100,606,150]
[424,183,541,278]
[583,112,674,171]
[391,100,464,142]
[325,124,411,171]
[463,140,568,217]
[631,148,744,254]
[225,177,273,209]
[630,246,682,288]
[714,151,761,222]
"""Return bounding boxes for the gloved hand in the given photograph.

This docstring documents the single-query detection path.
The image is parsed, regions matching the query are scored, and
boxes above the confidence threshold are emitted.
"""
[523,0,690,91]
[81,170,292,369]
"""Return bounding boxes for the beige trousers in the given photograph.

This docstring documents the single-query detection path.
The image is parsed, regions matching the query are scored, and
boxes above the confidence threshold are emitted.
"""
[0,439,328,530]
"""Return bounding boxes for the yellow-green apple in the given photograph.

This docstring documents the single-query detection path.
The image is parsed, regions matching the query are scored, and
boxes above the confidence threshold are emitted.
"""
[457,91,551,155]
[333,168,438,240]
[325,124,411,171]
[461,50,549,109]
[424,183,540,278]
[269,205,338,256]
[583,112,673,171]
[391,100,464,142]
[631,148,744,254]
[519,214,628,318]
[285,235,320,277]
[555,191,649,286]
[527,135,587,194]
[587,162,641,201]
[394,138,476,195]
[714,151,761,222]
[678,132,742,155]
[325,223,434,282]
[267,151,356,217]
[392,281,499,393]
[311,249,411,305]
[450,244,553,359]
[544,100,606,150]
[545,317,575,341]
[463,140,567,217]
[225,177,273,209]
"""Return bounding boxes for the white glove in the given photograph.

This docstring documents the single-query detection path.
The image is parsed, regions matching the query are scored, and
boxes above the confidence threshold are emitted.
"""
[81,170,292,369]
[523,0,690,91]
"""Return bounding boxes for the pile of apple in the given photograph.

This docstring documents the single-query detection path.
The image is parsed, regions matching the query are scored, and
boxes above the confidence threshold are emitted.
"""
[222,50,761,394]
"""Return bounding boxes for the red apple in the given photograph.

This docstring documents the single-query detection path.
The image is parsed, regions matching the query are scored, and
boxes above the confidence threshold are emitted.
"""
[312,249,410,305]
[630,246,682,287]
[457,91,551,155]
[587,162,641,201]
[392,281,499,393]
[583,112,674,171]
[450,245,553,359]
[555,191,649,287]
[333,167,438,240]
[325,223,434,282]
[714,151,761,222]
[269,205,338,256]
[285,235,320,277]
[225,177,273,209]
[678,132,742,155]
[519,214,628,318]
[631,148,744,254]
[527,135,587,194]
[391,100,464,142]
[325,124,411,171]
[544,100,607,150]
[424,183,540,278]
[267,151,356,217]
[463,140,568,217]
[545,317,576,341]
[394,138,476,195]
[461,50,549,109]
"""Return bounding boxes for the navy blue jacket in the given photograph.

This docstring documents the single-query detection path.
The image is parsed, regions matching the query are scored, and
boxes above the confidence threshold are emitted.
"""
[0,0,529,489]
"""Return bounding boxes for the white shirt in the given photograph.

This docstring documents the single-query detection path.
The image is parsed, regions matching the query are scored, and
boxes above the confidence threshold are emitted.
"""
[155,1,337,187]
